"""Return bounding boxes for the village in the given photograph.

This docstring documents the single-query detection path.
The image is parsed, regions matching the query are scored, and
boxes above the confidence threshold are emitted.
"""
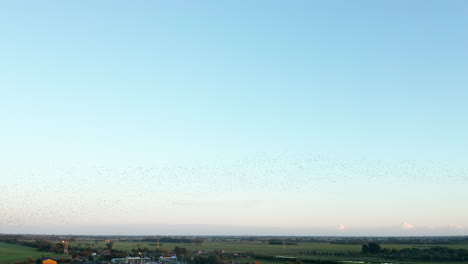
[18,237,241,264]
[37,248,236,264]
[37,248,241,264]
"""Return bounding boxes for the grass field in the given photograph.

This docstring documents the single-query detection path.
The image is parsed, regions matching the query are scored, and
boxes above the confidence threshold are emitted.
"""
[66,239,468,264]
[0,242,64,264]
[5,240,467,264]
[69,240,362,255]
[69,240,468,256]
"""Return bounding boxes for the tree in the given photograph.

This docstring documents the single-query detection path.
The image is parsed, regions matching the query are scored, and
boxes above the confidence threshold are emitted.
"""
[174,246,189,257]
[207,255,223,264]
[362,243,381,254]
[362,244,369,254]
[295,259,304,264]
[193,238,205,245]
[106,241,114,251]
[368,242,382,254]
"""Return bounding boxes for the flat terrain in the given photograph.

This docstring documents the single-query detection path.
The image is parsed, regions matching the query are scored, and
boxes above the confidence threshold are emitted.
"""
[70,240,362,254]
[4,239,467,264]
[67,239,468,264]
[69,240,468,255]
[0,242,64,264]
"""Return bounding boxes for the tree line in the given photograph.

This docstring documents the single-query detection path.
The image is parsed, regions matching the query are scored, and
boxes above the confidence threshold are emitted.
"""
[362,242,468,261]
[140,237,205,244]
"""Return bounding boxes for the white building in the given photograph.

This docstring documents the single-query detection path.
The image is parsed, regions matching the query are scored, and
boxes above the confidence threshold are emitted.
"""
[111,257,150,264]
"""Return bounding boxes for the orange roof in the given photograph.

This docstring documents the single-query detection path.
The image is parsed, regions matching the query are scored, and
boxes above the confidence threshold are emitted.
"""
[43,259,57,264]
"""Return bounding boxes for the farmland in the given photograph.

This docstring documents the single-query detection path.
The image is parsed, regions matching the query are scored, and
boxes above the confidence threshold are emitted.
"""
[0,242,64,264]
[68,240,468,256]
[2,236,468,264]
[71,240,360,254]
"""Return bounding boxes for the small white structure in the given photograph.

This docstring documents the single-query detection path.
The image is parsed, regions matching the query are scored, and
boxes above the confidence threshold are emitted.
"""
[111,257,150,264]
[159,256,178,260]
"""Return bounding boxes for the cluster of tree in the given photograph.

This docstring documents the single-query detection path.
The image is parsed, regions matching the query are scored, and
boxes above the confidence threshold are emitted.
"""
[268,239,298,245]
[299,251,351,257]
[386,247,468,262]
[299,258,342,264]
[172,246,236,262]
[332,236,468,245]
[172,246,191,261]
[362,242,468,262]
[377,237,468,245]
[193,255,225,264]
[252,255,340,264]
[361,242,382,254]
[140,237,205,244]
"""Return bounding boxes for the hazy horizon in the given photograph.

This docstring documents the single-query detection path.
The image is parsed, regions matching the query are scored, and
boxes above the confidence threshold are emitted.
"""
[1,0,467,237]
[3,223,468,237]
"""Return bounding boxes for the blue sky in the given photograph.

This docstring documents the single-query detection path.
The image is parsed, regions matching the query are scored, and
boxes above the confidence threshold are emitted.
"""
[0,0,467,236]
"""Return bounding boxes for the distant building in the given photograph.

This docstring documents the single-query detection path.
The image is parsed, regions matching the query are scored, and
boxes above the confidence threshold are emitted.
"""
[42,258,57,264]
[111,257,150,264]
[159,255,178,260]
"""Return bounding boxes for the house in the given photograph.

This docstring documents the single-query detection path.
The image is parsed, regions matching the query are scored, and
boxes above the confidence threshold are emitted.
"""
[111,257,150,264]
[42,258,57,264]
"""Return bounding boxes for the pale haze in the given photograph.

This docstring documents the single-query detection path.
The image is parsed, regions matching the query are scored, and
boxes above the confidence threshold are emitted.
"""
[0,1,467,236]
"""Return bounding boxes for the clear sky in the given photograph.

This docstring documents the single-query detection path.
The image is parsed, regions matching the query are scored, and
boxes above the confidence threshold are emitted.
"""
[0,0,467,236]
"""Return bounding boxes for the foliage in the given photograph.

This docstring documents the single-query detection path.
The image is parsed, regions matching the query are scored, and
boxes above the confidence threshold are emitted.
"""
[268,240,298,246]
[361,242,381,254]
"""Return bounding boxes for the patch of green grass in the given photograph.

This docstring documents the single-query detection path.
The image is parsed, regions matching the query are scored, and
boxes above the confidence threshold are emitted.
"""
[0,242,64,264]
[68,240,468,257]
[68,241,362,255]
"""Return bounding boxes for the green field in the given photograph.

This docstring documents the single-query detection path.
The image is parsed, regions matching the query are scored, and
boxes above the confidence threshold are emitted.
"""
[70,240,362,255]
[67,239,468,264]
[69,240,468,256]
[5,240,467,264]
[0,242,64,264]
